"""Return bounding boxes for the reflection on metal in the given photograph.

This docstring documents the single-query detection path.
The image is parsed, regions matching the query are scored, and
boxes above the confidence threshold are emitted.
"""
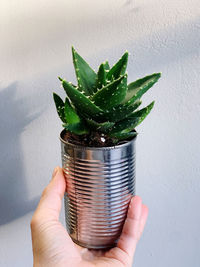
[60,129,136,249]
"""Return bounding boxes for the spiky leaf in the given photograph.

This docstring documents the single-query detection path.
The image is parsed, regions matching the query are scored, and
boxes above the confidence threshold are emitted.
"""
[64,98,80,124]
[72,47,97,95]
[59,77,77,88]
[62,80,103,118]
[104,60,110,71]
[86,119,115,133]
[80,100,141,123]
[106,51,128,81]
[53,93,66,123]
[63,121,89,135]
[110,101,154,133]
[94,63,107,92]
[122,73,161,105]
[91,75,127,109]
[102,100,142,122]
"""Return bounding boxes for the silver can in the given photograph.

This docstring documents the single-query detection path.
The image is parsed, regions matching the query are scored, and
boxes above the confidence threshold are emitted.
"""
[60,129,136,249]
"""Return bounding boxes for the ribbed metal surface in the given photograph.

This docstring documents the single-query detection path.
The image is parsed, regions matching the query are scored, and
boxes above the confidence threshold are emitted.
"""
[60,130,136,249]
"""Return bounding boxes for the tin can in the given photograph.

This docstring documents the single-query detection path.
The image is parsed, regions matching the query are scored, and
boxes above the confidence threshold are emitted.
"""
[60,129,136,249]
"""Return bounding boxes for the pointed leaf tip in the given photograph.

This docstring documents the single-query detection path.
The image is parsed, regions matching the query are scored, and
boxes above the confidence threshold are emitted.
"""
[72,47,97,95]
[64,97,80,124]
[94,63,107,91]
[110,101,155,134]
[122,73,161,105]
[106,51,129,81]
[53,93,66,123]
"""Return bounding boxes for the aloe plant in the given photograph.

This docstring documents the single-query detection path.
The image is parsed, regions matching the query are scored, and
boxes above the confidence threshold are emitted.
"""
[53,47,161,144]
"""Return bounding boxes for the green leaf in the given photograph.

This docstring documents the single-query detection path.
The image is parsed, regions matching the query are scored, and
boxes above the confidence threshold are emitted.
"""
[63,121,89,135]
[104,60,110,71]
[53,93,66,123]
[86,119,115,133]
[110,117,140,134]
[128,101,155,124]
[109,131,137,140]
[72,46,97,95]
[62,80,104,118]
[102,100,142,122]
[122,73,161,105]
[59,77,77,88]
[94,63,107,92]
[110,101,154,133]
[64,98,80,124]
[106,51,128,81]
[91,75,127,109]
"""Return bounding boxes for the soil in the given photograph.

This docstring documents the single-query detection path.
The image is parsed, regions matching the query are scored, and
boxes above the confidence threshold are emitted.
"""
[63,131,123,147]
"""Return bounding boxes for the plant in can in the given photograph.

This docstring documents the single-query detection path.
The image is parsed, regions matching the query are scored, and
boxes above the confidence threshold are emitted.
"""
[53,47,161,146]
[53,47,161,249]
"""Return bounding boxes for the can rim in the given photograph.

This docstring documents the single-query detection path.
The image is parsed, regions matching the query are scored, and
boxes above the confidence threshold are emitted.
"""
[60,129,136,150]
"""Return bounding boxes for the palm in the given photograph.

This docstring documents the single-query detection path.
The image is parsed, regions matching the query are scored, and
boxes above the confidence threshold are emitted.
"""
[33,221,129,266]
[31,168,148,267]
[75,245,129,267]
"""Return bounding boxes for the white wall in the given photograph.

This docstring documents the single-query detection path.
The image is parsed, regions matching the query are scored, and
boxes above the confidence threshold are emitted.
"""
[0,0,200,266]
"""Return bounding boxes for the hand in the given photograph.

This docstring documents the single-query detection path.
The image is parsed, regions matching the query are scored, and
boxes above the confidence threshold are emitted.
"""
[31,167,148,267]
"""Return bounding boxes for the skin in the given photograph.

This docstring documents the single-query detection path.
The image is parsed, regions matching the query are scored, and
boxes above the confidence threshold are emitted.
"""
[31,167,148,267]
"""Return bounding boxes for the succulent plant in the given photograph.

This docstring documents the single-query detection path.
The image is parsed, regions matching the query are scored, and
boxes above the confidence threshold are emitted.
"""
[53,47,161,144]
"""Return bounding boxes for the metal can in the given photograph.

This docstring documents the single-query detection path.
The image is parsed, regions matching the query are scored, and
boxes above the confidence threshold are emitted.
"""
[60,129,136,249]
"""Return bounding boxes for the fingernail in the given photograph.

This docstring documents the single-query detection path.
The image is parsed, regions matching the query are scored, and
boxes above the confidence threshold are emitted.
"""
[52,167,59,179]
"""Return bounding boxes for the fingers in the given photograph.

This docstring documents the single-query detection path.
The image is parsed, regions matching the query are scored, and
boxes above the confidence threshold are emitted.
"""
[138,204,149,240]
[30,167,81,264]
[117,196,143,258]
[106,196,148,266]
[32,166,66,224]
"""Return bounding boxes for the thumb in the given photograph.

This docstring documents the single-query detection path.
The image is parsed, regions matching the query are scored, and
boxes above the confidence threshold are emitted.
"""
[31,167,81,264]
[33,166,66,223]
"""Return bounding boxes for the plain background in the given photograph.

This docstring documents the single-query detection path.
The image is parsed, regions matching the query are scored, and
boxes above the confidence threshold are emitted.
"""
[0,0,200,266]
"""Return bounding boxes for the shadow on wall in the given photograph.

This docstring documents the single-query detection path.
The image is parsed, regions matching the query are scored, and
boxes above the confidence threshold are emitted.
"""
[0,83,41,225]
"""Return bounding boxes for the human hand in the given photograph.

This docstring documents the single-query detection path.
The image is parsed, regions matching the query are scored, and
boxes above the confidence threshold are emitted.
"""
[31,167,148,267]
